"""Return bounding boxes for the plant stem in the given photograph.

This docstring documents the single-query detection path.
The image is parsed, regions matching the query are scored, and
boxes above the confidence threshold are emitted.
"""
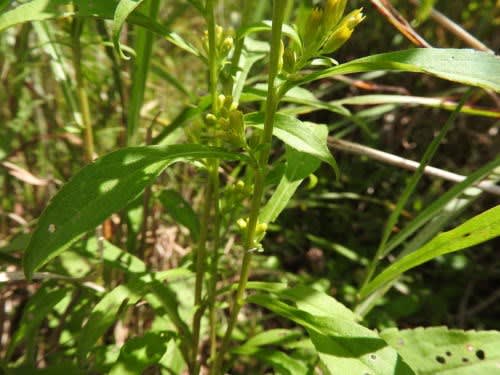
[211,1,286,372]
[192,0,219,370]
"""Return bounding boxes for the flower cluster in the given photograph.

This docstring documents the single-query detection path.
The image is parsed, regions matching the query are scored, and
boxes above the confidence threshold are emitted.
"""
[204,94,246,149]
[201,25,234,63]
[286,0,365,73]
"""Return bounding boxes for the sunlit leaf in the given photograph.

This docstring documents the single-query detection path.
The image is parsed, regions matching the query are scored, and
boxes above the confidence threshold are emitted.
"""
[23,144,250,279]
[297,49,500,92]
[246,112,339,177]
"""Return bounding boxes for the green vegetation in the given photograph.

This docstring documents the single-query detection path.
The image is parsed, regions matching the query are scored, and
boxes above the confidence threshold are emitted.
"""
[1,0,499,373]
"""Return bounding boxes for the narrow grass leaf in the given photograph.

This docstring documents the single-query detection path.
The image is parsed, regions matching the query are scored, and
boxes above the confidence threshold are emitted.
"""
[362,205,500,298]
[384,156,500,254]
[375,89,472,261]
[126,0,159,143]
[23,144,250,279]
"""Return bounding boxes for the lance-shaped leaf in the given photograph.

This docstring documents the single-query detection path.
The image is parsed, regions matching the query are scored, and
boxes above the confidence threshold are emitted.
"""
[296,49,500,92]
[23,144,250,279]
[361,205,500,298]
[249,293,415,375]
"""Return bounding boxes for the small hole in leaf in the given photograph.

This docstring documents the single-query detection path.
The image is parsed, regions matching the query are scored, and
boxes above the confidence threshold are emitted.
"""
[466,344,474,352]
[370,354,377,360]
[462,358,469,363]
[436,356,446,364]
[48,224,56,233]
[446,351,452,356]
[476,350,485,360]
[463,232,471,238]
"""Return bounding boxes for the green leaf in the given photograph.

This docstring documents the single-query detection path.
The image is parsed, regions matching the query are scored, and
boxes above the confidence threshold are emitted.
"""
[361,205,500,298]
[158,189,200,240]
[78,240,192,360]
[254,350,309,375]
[78,284,142,360]
[241,85,350,117]
[259,145,321,224]
[380,327,500,375]
[125,0,159,144]
[23,144,250,279]
[245,112,339,177]
[298,49,500,92]
[249,293,415,375]
[110,332,169,375]
[233,329,303,355]
[113,0,146,59]
[384,156,500,255]
[375,90,472,261]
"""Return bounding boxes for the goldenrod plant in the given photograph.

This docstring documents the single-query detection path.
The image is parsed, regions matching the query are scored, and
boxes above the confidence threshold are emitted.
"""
[1,0,499,373]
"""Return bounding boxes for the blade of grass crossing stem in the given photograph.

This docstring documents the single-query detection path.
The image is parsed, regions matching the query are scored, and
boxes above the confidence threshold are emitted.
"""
[384,156,500,255]
[361,89,474,288]
[127,0,159,145]
[361,204,500,297]
[355,163,499,316]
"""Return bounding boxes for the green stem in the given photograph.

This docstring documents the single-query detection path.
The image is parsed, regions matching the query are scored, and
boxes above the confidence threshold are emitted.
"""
[211,1,287,372]
[207,166,221,364]
[192,0,220,371]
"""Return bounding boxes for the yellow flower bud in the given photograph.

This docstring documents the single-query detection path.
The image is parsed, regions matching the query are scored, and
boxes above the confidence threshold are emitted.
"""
[301,7,324,49]
[283,49,296,74]
[255,222,268,237]
[322,8,364,54]
[237,218,248,229]
[220,36,233,56]
[205,113,217,126]
[217,94,226,111]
